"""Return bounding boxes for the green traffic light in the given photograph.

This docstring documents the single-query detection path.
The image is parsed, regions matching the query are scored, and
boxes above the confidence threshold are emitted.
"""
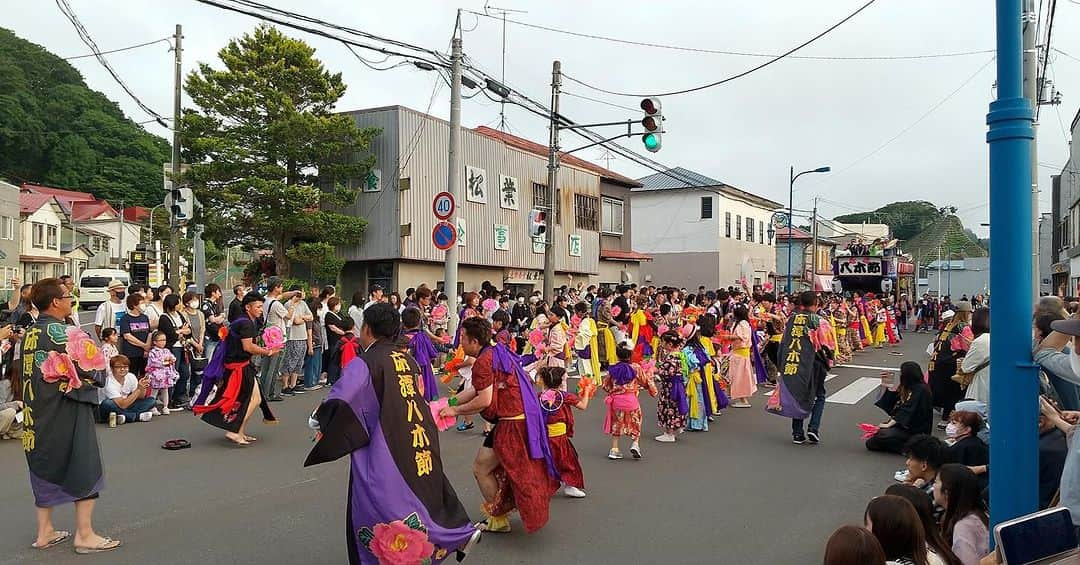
[643,133,659,150]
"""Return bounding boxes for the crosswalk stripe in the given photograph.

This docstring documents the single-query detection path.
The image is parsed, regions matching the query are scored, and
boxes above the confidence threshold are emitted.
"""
[826,377,882,405]
[837,364,898,372]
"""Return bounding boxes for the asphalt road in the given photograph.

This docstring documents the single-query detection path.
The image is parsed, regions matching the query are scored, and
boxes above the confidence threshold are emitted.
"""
[0,329,934,565]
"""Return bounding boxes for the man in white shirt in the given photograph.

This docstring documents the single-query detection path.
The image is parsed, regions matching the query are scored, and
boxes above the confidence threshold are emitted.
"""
[99,355,155,424]
[364,284,384,311]
[259,277,299,402]
[93,280,127,340]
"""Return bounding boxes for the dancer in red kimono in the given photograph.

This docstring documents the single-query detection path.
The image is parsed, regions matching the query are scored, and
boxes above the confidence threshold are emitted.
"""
[439,317,558,534]
[537,366,591,499]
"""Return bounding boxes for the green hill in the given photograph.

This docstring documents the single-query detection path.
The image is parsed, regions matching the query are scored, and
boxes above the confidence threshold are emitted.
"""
[0,27,170,206]
[903,215,987,265]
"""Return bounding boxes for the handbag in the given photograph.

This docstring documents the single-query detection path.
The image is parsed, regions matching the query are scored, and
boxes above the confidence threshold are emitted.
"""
[952,358,989,388]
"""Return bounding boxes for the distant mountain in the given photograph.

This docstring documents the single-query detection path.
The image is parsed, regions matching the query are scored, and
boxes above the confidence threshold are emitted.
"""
[833,201,944,241]
[904,215,987,264]
[0,27,170,207]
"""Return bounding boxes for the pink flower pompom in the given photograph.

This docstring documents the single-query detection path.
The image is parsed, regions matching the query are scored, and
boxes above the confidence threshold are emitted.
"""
[858,423,880,440]
[369,521,435,565]
[610,305,622,318]
[66,327,106,371]
[528,328,545,348]
[262,326,285,349]
[482,298,498,314]
[41,351,82,390]
[657,324,669,335]
[428,398,457,431]
[431,304,448,321]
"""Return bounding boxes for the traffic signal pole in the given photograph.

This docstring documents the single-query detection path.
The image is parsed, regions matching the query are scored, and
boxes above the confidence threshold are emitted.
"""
[542,60,561,303]
[988,0,1039,530]
[169,24,183,288]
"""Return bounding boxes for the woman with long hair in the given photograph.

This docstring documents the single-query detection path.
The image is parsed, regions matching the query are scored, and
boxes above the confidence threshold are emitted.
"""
[934,465,990,565]
[726,304,757,408]
[347,290,365,332]
[823,525,886,565]
[864,495,932,565]
[928,303,974,428]
[866,361,934,454]
[884,484,963,565]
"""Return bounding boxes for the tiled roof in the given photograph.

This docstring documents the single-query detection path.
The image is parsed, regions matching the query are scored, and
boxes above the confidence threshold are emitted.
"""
[19,193,55,215]
[71,200,117,221]
[22,183,117,219]
[635,167,723,190]
[123,206,152,223]
[473,126,643,187]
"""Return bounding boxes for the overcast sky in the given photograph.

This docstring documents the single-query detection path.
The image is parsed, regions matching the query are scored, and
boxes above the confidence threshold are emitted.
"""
[7,0,1079,237]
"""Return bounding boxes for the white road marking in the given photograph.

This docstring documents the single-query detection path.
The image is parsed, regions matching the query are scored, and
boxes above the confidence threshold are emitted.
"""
[837,364,898,372]
[826,377,882,405]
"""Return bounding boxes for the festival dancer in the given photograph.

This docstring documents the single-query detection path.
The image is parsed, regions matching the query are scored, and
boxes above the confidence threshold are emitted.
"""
[402,308,439,401]
[21,278,122,554]
[726,305,758,408]
[685,314,728,432]
[833,299,853,365]
[654,330,689,443]
[572,302,601,385]
[306,303,480,564]
[537,366,591,498]
[628,295,655,363]
[439,317,558,534]
[603,345,658,459]
[770,291,829,445]
[594,289,619,367]
[192,292,280,446]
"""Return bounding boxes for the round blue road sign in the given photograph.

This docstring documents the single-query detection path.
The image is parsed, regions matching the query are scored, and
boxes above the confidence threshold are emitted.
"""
[432,221,457,250]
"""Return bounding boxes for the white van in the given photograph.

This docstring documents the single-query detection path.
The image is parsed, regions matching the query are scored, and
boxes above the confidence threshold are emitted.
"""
[79,269,130,309]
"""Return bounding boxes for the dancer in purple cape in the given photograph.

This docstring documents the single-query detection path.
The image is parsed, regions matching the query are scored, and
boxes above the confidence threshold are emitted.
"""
[769,291,829,445]
[402,307,440,401]
[305,304,480,564]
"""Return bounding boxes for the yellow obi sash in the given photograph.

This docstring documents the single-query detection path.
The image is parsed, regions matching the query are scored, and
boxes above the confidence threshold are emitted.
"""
[769,334,782,343]
[732,347,750,358]
[547,422,567,437]
[500,414,525,421]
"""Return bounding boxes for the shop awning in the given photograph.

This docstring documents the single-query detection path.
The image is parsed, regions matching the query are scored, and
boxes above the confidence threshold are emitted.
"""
[600,249,653,262]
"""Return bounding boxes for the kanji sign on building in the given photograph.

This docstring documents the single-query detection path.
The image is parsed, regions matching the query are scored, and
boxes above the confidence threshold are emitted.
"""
[837,256,883,277]
[493,224,510,251]
[568,234,582,257]
[532,236,545,254]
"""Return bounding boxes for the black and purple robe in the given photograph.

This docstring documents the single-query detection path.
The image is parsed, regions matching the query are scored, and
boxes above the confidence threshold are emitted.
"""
[305,340,477,564]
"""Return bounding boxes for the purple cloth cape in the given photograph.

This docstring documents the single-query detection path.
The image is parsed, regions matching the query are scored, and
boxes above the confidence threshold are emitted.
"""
[407,330,440,401]
[608,362,636,386]
[490,343,559,479]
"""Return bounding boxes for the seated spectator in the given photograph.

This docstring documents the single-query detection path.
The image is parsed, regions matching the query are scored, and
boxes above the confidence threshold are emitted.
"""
[868,362,934,454]
[865,494,936,565]
[1039,397,1069,509]
[824,524,886,565]
[99,355,156,424]
[946,411,989,488]
[903,434,949,504]
[0,398,23,440]
[885,484,963,565]
[934,464,990,565]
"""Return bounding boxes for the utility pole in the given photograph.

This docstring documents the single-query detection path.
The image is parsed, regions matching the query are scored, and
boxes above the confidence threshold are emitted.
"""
[193,224,206,293]
[169,24,183,288]
[1023,0,1039,303]
[443,12,463,335]
[937,244,942,296]
[811,197,819,291]
[787,166,794,295]
[542,60,562,302]
[117,199,124,269]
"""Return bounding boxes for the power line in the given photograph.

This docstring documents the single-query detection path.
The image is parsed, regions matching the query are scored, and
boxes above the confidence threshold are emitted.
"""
[1052,47,1080,63]
[54,0,168,125]
[464,8,993,62]
[1037,0,1057,120]
[561,91,640,112]
[62,37,173,60]
[560,0,879,98]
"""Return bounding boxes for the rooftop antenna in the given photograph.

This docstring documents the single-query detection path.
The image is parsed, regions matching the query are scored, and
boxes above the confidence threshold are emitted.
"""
[484,1,528,132]
[597,147,616,170]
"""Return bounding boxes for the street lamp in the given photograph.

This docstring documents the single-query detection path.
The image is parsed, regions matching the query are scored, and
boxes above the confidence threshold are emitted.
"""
[787,165,830,294]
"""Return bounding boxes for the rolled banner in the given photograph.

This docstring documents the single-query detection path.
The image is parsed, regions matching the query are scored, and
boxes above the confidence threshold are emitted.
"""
[428,397,458,431]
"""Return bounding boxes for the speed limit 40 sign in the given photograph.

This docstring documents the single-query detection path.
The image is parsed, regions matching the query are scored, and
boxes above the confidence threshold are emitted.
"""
[433,191,455,220]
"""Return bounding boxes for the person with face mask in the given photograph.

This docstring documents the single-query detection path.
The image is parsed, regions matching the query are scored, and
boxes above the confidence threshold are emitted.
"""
[181,291,206,400]
[93,280,127,340]
[944,411,989,491]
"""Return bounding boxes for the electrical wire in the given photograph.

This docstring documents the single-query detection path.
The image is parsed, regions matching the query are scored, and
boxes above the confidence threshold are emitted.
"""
[560,0,879,98]
[1053,47,1080,63]
[54,0,168,125]
[463,9,993,62]
[561,91,640,112]
[62,37,173,60]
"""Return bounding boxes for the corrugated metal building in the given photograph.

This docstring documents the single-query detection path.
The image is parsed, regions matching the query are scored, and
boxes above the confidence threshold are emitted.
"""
[337,106,649,295]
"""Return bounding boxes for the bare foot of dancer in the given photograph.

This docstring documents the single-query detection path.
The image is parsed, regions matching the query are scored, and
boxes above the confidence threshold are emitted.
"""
[243,435,258,442]
[225,432,250,446]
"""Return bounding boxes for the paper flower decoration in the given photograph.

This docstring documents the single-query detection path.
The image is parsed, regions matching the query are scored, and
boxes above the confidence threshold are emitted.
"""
[528,328,545,348]
[428,397,458,431]
[262,326,285,350]
[577,377,597,400]
[41,351,82,390]
[218,326,229,341]
[369,520,435,565]
[481,298,498,313]
[639,359,656,378]
[66,326,106,371]
[610,305,622,318]
[431,304,448,321]
[858,423,880,440]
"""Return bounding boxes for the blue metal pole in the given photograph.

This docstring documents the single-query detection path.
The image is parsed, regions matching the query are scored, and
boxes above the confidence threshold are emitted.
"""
[988,0,1039,530]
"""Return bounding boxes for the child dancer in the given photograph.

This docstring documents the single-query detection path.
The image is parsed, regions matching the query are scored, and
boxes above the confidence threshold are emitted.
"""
[655,331,689,443]
[100,327,120,379]
[146,330,179,415]
[537,366,591,498]
[603,345,657,459]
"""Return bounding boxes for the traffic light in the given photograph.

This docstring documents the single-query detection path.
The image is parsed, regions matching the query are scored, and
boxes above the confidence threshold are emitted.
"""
[640,97,662,153]
[528,208,547,238]
[169,186,193,226]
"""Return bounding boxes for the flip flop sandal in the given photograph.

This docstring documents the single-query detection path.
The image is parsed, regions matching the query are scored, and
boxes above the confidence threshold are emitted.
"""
[74,537,122,554]
[31,530,70,549]
[161,439,191,450]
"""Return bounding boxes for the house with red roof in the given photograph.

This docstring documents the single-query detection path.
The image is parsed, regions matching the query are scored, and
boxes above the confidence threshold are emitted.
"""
[21,184,141,269]
[333,105,650,294]
[18,192,70,282]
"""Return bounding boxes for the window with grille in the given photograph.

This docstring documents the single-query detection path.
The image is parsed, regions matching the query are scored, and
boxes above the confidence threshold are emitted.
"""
[725,212,731,238]
[532,183,561,224]
[746,218,755,243]
[700,196,713,219]
[575,194,599,231]
[601,197,623,235]
[736,215,742,240]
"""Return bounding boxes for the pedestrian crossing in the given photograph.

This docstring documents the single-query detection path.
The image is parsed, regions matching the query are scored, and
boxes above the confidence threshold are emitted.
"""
[825,377,883,405]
